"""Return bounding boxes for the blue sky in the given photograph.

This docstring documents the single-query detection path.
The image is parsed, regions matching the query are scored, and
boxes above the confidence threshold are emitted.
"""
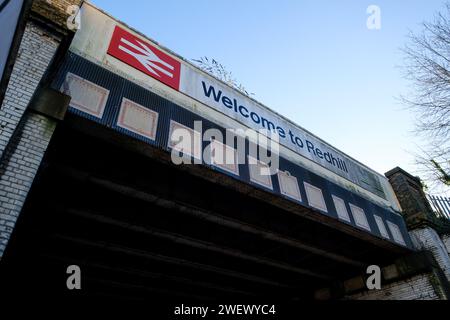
[92,0,446,185]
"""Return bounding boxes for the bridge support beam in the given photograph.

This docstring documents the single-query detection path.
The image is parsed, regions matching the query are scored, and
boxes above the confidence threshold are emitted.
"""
[315,251,450,300]
[314,168,450,300]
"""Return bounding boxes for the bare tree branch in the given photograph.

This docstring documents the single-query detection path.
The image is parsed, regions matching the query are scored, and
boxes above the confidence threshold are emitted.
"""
[192,56,254,97]
[401,3,450,191]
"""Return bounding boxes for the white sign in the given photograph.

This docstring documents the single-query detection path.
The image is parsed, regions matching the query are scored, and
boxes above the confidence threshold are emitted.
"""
[179,66,385,198]
[71,3,390,201]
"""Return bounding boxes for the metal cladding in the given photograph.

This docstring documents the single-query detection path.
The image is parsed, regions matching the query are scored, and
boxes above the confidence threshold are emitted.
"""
[51,52,414,249]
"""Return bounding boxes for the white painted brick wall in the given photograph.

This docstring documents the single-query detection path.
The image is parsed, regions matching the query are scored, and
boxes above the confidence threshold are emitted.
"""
[0,20,62,257]
[0,21,60,159]
[410,227,450,282]
[0,112,56,256]
[442,234,450,257]
[349,273,441,300]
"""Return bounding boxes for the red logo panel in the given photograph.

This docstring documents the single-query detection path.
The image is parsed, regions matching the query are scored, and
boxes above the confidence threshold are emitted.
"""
[107,25,181,91]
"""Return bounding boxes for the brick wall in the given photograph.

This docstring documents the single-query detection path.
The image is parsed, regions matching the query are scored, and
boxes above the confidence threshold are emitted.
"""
[0,21,60,159]
[0,9,68,257]
[348,273,442,300]
[32,0,83,29]
[410,227,450,282]
[0,111,57,256]
[442,234,450,257]
[384,167,450,299]
[385,167,435,227]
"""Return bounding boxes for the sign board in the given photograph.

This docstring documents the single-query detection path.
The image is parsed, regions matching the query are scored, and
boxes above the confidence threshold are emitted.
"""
[107,26,181,91]
[67,2,409,212]
[105,24,387,199]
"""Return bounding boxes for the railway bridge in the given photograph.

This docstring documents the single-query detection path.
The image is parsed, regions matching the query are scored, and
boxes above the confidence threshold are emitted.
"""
[0,0,449,304]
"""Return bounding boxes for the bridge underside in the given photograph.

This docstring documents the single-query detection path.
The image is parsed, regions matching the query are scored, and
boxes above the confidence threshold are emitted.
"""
[0,115,410,302]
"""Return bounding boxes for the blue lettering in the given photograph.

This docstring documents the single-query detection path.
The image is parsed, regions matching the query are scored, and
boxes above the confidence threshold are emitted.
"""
[261,117,276,131]
[277,126,286,138]
[222,96,233,108]
[239,105,249,118]
[295,137,304,148]
[250,112,260,124]
[306,140,315,155]
[316,148,323,159]
[202,81,222,102]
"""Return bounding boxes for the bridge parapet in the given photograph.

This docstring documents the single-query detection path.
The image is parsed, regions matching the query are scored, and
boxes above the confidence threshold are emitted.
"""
[385,167,450,288]
[31,0,83,32]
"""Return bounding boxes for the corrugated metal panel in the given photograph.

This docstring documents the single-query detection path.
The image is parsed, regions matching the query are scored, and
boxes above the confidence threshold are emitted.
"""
[51,53,414,249]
